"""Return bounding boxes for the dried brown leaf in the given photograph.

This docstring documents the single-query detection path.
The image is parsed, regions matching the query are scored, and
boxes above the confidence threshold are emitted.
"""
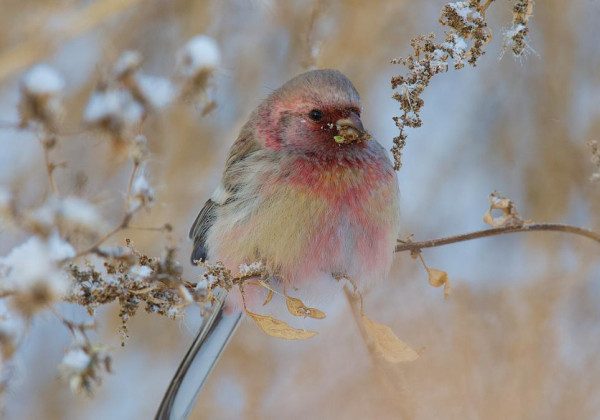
[427,268,448,288]
[262,288,274,306]
[245,309,317,340]
[483,191,524,228]
[361,314,419,363]
[427,267,451,298]
[285,296,326,319]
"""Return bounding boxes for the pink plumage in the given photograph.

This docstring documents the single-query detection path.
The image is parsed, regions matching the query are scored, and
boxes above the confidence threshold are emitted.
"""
[191,69,400,304]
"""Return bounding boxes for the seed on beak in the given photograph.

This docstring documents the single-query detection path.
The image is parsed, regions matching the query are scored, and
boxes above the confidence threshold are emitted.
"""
[334,117,372,144]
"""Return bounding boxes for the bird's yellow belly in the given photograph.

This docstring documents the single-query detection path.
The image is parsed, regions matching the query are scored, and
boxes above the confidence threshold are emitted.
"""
[210,166,399,286]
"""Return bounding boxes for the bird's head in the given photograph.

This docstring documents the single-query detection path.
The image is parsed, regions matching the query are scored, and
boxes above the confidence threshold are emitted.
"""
[256,69,371,154]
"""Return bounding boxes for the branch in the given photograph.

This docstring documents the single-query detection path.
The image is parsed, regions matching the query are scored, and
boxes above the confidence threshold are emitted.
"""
[40,135,59,195]
[395,223,600,253]
[71,212,133,259]
[70,161,142,260]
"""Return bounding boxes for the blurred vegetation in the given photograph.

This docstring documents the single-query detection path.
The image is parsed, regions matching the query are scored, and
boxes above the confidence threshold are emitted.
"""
[1,0,600,419]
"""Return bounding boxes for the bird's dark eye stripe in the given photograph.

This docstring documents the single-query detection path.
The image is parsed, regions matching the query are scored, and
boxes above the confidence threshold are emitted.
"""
[308,109,323,121]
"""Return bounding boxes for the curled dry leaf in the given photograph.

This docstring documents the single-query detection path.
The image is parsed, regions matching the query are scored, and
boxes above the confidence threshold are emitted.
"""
[360,314,419,363]
[483,191,524,228]
[285,296,326,319]
[427,268,447,287]
[245,309,317,340]
[427,268,451,298]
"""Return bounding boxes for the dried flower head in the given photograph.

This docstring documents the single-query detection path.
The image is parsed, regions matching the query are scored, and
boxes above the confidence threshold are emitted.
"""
[177,35,221,78]
[84,49,180,147]
[502,0,535,57]
[18,64,65,131]
[84,85,145,142]
[112,50,143,81]
[483,191,525,228]
[177,35,221,98]
[0,232,75,316]
[128,170,155,212]
[59,339,112,396]
[27,196,107,238]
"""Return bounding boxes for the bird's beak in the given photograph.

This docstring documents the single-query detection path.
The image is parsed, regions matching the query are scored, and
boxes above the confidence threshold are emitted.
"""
[334,113,371,144]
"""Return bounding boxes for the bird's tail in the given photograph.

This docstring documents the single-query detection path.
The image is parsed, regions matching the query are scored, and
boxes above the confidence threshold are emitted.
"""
[155,291,242,420]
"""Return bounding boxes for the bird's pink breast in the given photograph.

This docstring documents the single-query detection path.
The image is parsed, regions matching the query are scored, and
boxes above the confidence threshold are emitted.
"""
[210,149,400,288]
[270,152,399,285]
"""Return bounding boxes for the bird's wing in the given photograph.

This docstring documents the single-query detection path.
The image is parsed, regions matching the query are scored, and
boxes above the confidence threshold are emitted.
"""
[189,199,217,264]
[189,123,262,264]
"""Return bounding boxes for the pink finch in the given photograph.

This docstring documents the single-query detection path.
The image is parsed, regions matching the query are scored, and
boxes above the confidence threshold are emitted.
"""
[156,69,400,419]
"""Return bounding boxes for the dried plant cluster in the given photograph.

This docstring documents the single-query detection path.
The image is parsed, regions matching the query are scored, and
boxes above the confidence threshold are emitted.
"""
[504,0,535,56]
[0,34,220,397]
[67,246,198,342]
[390,0,535,169]
[57,319,112,396]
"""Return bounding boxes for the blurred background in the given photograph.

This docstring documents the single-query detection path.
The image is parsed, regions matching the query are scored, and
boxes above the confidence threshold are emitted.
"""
[1,0,600,418]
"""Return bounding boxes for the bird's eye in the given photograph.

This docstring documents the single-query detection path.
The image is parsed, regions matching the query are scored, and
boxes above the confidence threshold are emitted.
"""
[308,109,324,121]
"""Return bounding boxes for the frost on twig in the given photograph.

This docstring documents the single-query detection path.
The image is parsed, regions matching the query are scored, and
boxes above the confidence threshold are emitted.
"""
[67,245,196,343]
[390,0,535,170]
[58,321,111,396]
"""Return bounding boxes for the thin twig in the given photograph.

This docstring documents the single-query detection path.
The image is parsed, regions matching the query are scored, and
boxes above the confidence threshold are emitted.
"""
[41,137,59,195]
[49,306,94,342]
[395,223,600,253]
[0,120,86,137]
[126,162,139,200]
[70,162,141,259]
[125,225,169,232]
[343,286,372,353]
[71,212,133,259]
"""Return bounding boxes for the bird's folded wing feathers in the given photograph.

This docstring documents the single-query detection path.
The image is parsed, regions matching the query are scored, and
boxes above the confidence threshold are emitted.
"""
[189,127,262,264]
[189,199,217,264]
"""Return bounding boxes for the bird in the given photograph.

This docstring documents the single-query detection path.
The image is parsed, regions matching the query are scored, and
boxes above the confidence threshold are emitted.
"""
[155,69,400,419]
